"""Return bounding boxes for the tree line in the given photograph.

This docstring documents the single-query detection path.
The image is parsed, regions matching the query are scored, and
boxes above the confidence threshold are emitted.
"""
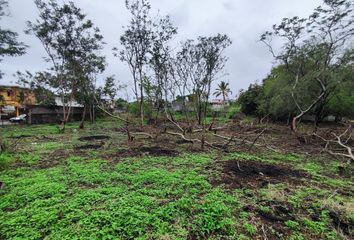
[238,0,354,131]
[1,0,232,131]
[1,0,353,133]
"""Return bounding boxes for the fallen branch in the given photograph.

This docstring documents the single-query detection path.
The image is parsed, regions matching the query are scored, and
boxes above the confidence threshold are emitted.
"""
[248,128,266,151]
[314,126,354,164]
[192,125,228,133]
[165,131,220,150]
[212,133,280,152]
[130,132,154,139]
[164,109,184,133]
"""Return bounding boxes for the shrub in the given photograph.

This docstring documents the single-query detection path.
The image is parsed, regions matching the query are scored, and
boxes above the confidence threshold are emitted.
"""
[128,102,153,119]
[226,104,241,119]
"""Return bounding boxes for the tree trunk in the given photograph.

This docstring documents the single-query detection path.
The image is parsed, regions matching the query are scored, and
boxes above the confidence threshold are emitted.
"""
[291,112,305,132]
[79,105,87,129]
[140,91,144,126]
[139,73,144,126]
[92,104,96,123]
[89,106,93,123]
[197,105,202,125]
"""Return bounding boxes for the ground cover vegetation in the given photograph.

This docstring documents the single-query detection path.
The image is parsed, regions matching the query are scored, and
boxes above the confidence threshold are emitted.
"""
[0,0,353,239]
[0,119,353,239]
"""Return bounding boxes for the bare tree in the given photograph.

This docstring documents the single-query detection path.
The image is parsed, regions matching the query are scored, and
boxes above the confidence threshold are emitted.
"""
[117,0,154,126]
[197,34,232,122]
[149,15,177,120]
[175,39,206,124]
[173,35,231,125]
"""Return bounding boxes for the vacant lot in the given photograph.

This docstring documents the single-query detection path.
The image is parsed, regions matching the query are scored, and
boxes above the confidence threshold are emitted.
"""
[0,119,353,239]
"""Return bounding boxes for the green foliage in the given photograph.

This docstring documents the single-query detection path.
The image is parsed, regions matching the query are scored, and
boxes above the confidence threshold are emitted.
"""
[303,216,329,236]
[288,233,305,240]
[32,84,56,106]
[243,223,257,235]
[237,83,263,116]
[285,220,300,231]
[128,101,153,119]
[0,150,239,239]
[226,104,241,119]
[259,0,354,122]
[303,162,322,175]
[259,206,270,213]
[192,189,237,237]
[327,72,354,118]
[0,152,12,170]
[289,188,318,208]
[115,98,128,111]
[1,120,352,239]
[214,81,232,101]
[259,66,297,119]
[18,153,41,165]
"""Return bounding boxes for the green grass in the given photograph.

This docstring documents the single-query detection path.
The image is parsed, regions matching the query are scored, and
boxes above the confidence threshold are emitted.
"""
[0,154,239,239]
[0,120,353,239]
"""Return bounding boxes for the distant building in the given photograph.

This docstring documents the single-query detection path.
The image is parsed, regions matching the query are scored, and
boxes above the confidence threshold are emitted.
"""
[0,85,36,118]
[26,96,84,124]
[171,96,229,112]
[171,101,185,112]
[54,96,83,108]
[209,99,228,111]
[0,84,84,124]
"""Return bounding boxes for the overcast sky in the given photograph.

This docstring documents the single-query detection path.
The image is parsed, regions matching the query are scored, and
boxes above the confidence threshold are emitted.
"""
[1,0,322,98]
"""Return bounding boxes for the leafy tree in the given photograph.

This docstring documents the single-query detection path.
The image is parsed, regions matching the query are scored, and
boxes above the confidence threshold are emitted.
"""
[326,63,354,119]
[26,0,106,131]
[258,66,298,122]
[102,76,119,101]
[16,71,56,106]
[213,81,232,102]
[32,86,56,106]
[0,0,26,78]
[115,98,128,111]
[261,0,354,131]
[237,83,263,116]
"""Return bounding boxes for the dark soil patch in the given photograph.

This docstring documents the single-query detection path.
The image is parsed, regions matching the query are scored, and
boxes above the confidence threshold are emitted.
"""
[214,160,308,189]
[176,139,193,144]
[311,208,354,236]
[257,200,295,222]
[8,134,33,139]
[78,135,110,141]
[75,144,102,150]
[241,201,294,238]
[328,211,353,236]
[36,149,72,169]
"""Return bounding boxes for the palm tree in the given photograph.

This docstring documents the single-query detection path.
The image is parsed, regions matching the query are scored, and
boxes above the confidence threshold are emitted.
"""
[213,81,232,103]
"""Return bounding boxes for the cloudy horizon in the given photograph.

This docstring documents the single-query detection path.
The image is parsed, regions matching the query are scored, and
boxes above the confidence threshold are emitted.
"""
[1,0,322,99]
